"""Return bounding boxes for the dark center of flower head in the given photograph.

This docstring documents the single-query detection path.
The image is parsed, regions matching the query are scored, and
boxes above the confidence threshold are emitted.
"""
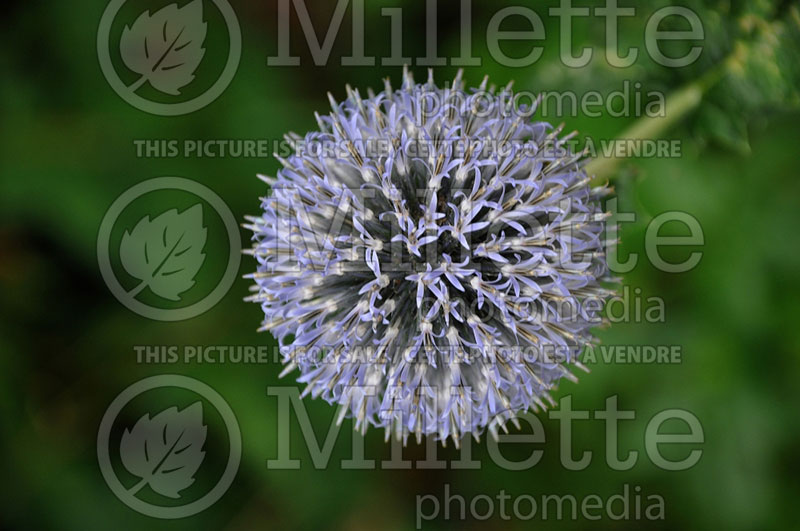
[247,67,613,444]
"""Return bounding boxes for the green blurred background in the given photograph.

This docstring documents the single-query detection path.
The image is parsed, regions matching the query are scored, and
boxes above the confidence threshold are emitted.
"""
[1,0,799,529]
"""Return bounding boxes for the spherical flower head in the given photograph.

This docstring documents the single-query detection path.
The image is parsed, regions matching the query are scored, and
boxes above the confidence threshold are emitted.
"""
[247,68,613,444]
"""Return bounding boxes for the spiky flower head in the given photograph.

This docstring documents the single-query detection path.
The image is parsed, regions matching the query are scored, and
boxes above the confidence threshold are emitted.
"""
[247,68,612,444]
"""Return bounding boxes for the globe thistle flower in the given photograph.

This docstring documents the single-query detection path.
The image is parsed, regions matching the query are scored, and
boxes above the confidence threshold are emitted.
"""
[246,68,613,445]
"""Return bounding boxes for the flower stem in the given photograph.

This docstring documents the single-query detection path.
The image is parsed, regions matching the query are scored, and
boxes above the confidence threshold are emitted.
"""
[588,54,736,183]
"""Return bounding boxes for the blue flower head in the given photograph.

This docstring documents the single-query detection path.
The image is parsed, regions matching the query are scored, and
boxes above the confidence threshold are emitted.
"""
[247,68,613,444]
